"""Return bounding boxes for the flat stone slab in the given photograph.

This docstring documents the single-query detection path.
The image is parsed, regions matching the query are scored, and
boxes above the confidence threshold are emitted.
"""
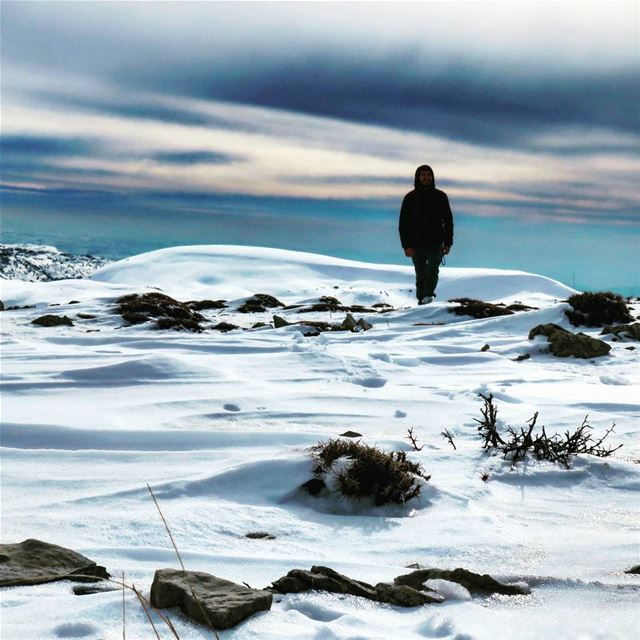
[0,539,109,587]
[394,567,529,596]
[150,568,272,630]
[270,565,441,606]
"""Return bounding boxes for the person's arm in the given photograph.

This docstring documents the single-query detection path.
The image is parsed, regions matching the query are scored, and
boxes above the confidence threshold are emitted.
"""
[399,194,414,257]
[442,193,454,254]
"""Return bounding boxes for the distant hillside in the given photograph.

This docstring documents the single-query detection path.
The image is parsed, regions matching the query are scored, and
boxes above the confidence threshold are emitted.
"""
[0,244,110,282]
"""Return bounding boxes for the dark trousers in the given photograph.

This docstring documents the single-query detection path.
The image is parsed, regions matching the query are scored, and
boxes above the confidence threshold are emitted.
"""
[411,244,443,300]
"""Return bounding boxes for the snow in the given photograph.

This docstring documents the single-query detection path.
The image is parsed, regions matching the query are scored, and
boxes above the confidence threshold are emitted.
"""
[1,244,639,639]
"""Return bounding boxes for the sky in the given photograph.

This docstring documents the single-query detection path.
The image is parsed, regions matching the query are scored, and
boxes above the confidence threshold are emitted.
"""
[1,1,639,293]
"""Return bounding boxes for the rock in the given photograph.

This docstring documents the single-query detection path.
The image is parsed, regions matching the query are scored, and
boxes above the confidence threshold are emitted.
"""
[356,318,373,331]
[211,322,238,333]
[31,314,74,327]
[244,532,276,540]
[300,478,326,496]
[394,568,528,596]
[150,568,272,630]
[481,344,490,351]
[73,583,120,596]
[76,313,96,320]
[0,300,4,311]
[0,539,109,587]
[529,323,611,358]
[601,323,640,341]
[514,353,531,361]
[506,303,538,312]
[272,315,290,328]
[341,313,358,331]
[373,581,442,605]
[625,565,640,574]
[270,566,439,606]
[340,431,362,438]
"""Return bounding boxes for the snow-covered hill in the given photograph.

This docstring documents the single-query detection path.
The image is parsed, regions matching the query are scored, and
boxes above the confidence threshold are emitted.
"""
[1,245,638,640]
[0,244,110,282]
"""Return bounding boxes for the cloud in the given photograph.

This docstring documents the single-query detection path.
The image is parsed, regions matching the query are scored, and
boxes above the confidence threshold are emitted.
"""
[0,134,95,156]
[1,1,638,228]
[3,2,638,150]
[150,151,241,165]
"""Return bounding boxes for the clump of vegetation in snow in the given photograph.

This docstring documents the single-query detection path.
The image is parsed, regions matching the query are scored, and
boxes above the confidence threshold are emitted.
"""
[115,292,206,332]
[475,393,622,468]
[565,291,633,327]
[310,439,430,506]
[447,298,538,319]
[237,293,284,313]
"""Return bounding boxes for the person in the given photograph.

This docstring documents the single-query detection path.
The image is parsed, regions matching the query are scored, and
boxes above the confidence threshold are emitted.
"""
[399,164,454,305]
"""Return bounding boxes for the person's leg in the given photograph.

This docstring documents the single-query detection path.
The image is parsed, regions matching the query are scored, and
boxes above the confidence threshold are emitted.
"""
[424,244,444,297]
[411,248,428,300]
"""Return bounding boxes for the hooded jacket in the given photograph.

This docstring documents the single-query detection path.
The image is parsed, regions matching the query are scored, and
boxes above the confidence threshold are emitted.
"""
[399,165,454,249]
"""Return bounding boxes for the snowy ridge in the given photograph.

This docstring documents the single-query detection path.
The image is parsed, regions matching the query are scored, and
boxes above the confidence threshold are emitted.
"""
[0,243,110,282]
[1,245,638,640]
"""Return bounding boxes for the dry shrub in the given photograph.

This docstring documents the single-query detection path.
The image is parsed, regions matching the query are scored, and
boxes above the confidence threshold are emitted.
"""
[311,439,430,506]
[566,291,633,327]
[475,393,622,468]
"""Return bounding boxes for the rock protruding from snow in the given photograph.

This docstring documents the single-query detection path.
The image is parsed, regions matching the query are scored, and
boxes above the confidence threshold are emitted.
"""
[602,323,640,341]
[529,323,611,358]
[270,566,442,606]
[150,568,272,630]
[31,314,74,327]
[0,539,109,587]
[394,567,529,596]
[0,244,110,282]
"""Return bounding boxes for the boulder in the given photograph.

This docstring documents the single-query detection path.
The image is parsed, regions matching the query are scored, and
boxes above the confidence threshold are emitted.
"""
[0,539,109,587]
[150,568,272,630]
[625,564,640,575]
[31,315,74,327]
[394,567,528,596]
[528,324,611,358]
[270,566,439,606]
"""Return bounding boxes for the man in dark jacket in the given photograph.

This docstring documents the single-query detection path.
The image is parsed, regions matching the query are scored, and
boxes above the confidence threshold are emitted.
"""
[399,165,454,304]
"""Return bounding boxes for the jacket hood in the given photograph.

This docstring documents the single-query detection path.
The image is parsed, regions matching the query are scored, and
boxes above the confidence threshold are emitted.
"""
[414,164,436,190]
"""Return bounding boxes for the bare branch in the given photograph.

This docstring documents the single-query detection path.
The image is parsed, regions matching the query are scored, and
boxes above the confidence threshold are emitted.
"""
[406,427,424,451]
[440,429,457,450]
